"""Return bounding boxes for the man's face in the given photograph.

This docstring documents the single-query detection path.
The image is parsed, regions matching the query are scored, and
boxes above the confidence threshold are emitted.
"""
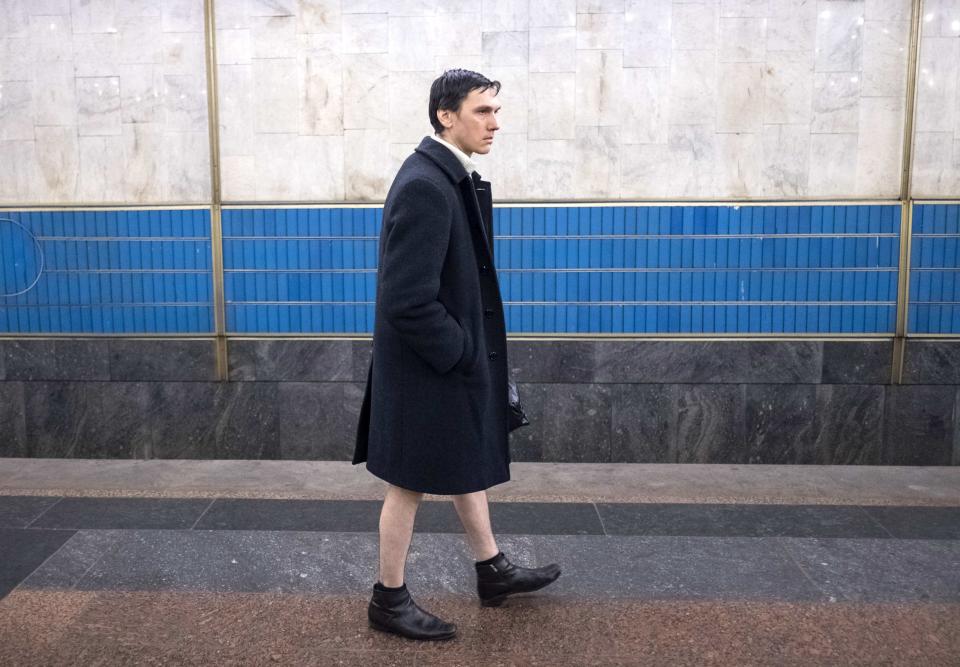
[438,87,501,157]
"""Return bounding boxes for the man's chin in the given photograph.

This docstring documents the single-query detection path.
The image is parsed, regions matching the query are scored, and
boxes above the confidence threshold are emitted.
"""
[474,144,493,154]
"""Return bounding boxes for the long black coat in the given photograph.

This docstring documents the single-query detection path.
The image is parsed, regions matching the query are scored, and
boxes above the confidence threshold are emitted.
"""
[352,136,510,495]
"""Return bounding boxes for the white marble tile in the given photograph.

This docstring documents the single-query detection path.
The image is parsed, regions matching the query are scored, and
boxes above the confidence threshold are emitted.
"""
[864,0,911,21]
[162,73,208,133]
[298,30,340,56]
[77,76,122,136]
[861,19,909,97]
[575,49,622,126]
[215,0,251,30]
[719,17,766,62]
[0,37,31,81]
[253,58,298,133]
[760,123,810,196]
[297,0,341,33]
[342,13,387,54]
[529,27,576,72]
[762,50,813,124]
[27,0,72,13]
[807,132,858,196]
[297,134,345,200]
[161,0,204,32]
[578,0,625,11]
[855,95,902,196]
[811,72,860,134]
[344,128,391,200]
[33,125,78,201]
[434,55,484,73]
[530,0,576,27]
[72,32,120,77]
[767,0,816,51]
[672,1,717,50]
[483,30,529,68]
[814,0,863,72]
[163,130,209,201]
[715,131,762,196]
[716,63,763,132]
[668,123,718,197]
[116,0,161,18]
[162,31,205,76]
[915,37,958,134]
[923,0,960,37]
[121,122,164,201]
[576,11,623,49]
[624,0,670,67]
[388,141,418,182]
[252,15,298,59]
[217,64,254,156]
[436,1,475,14]
[221,155,257,201]
[0,140,35,202]
[620,142,676,198]
[388,70,435,144]
[472,133,527,198]
[341,1,392,13]
[0,81,34,142]
[118,15,164,64]
[217,29,252,65]
[77,135,126,202]
[387,1,443,16]
[300,53,343,136]
[390,16,436,70]
[342,54,389,130]
[0,1,30,40]
[622,66,669,144]
[575,125,620,197]
[526,138,575,198]
[30,14,72,62]
[912,131,957,197]
[528,72,575,140]
[253,132,298,199]
[669,50,717,125]
[432,13,482,56]
[118,64,164,124]
[482,66,527,134]
[248,0,296,16]
[482,0,529,31]
[721,0,769,17]
[33,62,77,127]
[69,0,116,34]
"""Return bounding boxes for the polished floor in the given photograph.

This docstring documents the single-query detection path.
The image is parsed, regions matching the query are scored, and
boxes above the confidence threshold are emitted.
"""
[1,460,958,666]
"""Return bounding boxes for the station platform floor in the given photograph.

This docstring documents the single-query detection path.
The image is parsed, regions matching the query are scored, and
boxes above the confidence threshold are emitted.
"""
[1,459,958,666]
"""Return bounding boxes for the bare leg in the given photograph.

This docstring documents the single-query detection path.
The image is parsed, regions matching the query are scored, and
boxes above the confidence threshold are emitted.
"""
[378,483,423,587]
[452,490,500,561]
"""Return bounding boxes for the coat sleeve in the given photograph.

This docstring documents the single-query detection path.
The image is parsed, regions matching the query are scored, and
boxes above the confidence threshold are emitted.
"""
[378,177,472,375]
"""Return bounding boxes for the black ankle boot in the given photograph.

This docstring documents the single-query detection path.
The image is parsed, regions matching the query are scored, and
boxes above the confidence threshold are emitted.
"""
[368,583,457,641]
[475,552,561,607]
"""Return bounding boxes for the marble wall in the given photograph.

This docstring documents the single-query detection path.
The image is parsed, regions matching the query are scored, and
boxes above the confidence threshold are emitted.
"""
[0,0,210,204]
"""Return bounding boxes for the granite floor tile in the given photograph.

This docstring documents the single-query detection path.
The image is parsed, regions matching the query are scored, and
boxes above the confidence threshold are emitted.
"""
[0,495,62,528]
[27,497,213,530]
[778,537,960,602]
[861,506,960,540]
[194,499,381,532]
[18,530,125,591]
[595,503,890,538]
[0,528,75,598]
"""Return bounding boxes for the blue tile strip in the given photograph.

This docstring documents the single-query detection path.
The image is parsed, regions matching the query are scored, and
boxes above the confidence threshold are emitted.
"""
[909,204,960,334]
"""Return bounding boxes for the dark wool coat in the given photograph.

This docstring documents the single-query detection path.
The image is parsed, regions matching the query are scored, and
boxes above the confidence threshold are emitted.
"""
[352,136,510,495]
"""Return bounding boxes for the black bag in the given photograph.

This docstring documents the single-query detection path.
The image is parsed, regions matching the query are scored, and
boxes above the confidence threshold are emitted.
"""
[507,378,530,432]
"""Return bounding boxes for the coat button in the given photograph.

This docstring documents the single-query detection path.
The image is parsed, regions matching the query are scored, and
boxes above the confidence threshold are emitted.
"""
[488,351,498,360]
[484,308,494,318]
[480,264,488,273]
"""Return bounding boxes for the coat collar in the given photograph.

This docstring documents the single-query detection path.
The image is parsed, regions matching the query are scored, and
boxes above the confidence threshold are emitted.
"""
[414,136,471,185]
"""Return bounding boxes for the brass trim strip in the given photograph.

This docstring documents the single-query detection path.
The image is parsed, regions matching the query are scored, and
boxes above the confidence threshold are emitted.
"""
[0,333,910,342]
[0,205,210,212]
[203,0,228,381]
[220,199,903,209]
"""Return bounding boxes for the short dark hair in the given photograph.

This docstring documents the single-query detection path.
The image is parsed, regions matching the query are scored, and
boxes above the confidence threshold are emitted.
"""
[428,69,501,135]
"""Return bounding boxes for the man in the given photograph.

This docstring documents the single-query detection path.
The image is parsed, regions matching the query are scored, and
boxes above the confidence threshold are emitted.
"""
[353,69,561,641]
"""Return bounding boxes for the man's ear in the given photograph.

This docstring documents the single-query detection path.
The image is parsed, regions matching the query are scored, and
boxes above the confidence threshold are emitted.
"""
[436,108,454,130]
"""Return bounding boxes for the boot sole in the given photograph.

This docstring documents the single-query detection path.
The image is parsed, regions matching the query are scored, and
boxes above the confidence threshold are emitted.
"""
[368,619,457,641]
[479,569,562,607]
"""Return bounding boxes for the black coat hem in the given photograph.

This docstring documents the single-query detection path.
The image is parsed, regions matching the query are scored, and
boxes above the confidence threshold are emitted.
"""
[363,461,511,496]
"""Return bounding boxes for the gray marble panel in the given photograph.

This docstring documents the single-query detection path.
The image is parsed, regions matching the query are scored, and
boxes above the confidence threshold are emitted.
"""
[351,338,373,382]
[509,383,546,461]
[882,385,956,465]
[955,388,960,466]
[594,341,748,383]
[676,384,746,463]
[506,340,596,383]
[277,382,365,460]
[228,339,354,382]
[109,340,216,381]
[22,382,102,458]
[3,339,110,381]
[537,383,613,462]
[0,342,5,380]
[0,382,26,457]
[90,382,157,458]
[148,382,232,459]
[742,341,822,383]
[745,384,817,464]
[822,340,892,384]
[610,384,676,463]
[812,385,884,465]
[902,341,960,385]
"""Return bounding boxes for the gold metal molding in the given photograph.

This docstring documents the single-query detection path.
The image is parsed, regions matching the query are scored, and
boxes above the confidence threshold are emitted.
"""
[220,198,904,210]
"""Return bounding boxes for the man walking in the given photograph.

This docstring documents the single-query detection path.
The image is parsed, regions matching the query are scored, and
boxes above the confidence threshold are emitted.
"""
[353,69,561,641]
